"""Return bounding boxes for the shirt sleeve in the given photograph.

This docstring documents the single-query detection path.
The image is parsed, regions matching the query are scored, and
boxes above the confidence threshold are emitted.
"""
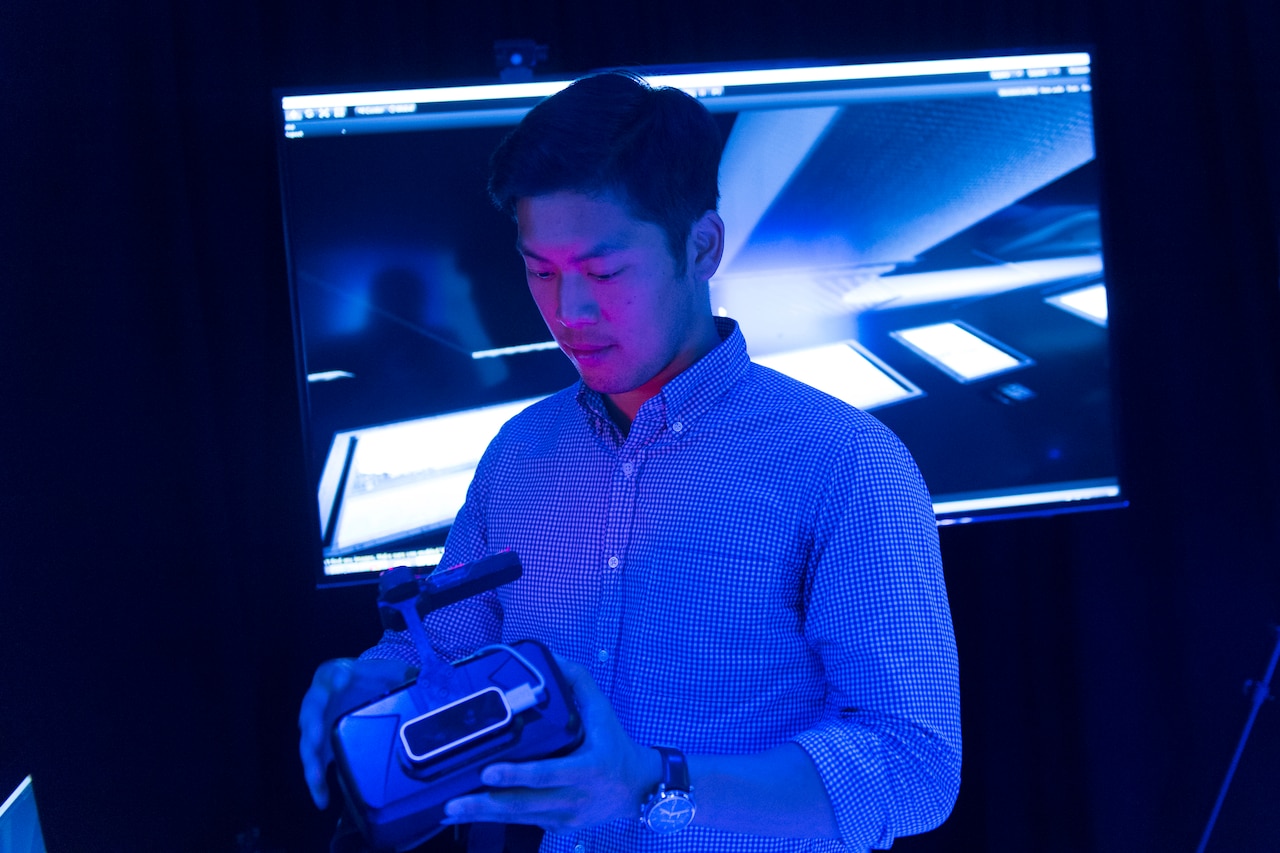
[359,430,506,667]
[789,421,962,850]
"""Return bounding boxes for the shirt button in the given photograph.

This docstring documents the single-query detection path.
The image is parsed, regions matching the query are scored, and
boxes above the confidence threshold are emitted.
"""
[607,555,619,569]
[672,421,684,433]
[597,649,609,662]
[574,845,586,853]
[622,462,634,476]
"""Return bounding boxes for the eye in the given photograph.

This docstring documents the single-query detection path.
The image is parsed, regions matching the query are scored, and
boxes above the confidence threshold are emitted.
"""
[588,269,621,282]
[525,268,555,281]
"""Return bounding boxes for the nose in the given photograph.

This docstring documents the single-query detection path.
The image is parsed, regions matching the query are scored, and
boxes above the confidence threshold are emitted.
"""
[556,272,600,327]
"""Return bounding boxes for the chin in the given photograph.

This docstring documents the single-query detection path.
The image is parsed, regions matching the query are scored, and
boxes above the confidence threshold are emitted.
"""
[577,371,635,396]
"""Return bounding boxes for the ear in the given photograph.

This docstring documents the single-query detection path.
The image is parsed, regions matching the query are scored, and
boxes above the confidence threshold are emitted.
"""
[687,210,725,282]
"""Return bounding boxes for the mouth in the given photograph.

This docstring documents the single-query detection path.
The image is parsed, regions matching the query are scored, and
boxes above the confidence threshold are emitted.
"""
[561,342,614,364]
[562,342,611,356]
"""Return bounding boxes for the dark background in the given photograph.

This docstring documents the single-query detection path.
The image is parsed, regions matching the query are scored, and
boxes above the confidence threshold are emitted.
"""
[2,1,1278,851]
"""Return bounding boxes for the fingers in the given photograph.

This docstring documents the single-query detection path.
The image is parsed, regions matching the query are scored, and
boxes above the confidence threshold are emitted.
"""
[552,654,594,694]
[298,660,351,809]
[550,655,610,726]
[300,735,331,810]
[464,657,651,828]
[299,712,332,809]
[443,787,590,830]
[297,657,413,811]
[480,756,581,789]
[298,660,354,730]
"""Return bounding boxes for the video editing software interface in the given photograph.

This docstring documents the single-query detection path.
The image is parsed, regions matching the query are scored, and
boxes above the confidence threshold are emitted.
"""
[277,50,1122,584]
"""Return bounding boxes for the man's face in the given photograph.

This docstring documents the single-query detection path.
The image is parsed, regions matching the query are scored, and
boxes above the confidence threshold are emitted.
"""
[516,191,719,407]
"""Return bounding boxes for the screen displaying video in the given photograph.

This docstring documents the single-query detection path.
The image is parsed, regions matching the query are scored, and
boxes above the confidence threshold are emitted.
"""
[277,50,1123,584]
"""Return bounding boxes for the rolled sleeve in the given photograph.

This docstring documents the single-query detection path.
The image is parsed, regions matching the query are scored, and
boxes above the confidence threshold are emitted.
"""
[794,424,962,849]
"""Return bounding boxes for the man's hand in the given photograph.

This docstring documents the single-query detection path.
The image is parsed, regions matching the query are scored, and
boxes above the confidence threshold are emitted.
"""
[441,657,660,832]
[297,657,414,809]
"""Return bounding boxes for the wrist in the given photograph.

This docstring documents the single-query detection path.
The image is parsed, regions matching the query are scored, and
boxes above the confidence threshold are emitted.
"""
[639,746,697,833]
[641,745,663,791]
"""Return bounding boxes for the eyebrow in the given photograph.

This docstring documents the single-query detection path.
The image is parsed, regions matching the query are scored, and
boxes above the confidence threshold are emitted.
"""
[516,240,629,263]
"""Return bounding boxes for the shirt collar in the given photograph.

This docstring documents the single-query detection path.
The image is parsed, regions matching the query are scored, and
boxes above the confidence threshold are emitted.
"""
[575,316,749,442]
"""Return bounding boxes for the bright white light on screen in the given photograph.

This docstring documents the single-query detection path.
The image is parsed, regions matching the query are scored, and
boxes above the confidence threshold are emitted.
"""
[892,322,1030,383]
[283,52,1090,113]
[282,81,570,111]
[350,399,541,477]
[471,341,560,359]
[646,53,1090,93]
[321,397,545,552]
[307,370,355,383]
[841,256,1104,309]
[756,341,922,410]
[934,482,1121,517]
[326,547,445,577]
[1046,283,1108,326]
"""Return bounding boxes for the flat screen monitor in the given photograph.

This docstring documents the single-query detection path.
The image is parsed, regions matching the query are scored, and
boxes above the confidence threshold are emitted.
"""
[276,48,1124,586]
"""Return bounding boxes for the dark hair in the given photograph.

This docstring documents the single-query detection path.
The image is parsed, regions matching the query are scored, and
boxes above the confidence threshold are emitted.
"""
[488,72,722,269]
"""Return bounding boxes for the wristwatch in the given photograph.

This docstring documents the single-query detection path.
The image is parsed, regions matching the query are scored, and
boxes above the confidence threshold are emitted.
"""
[640,746,696,833]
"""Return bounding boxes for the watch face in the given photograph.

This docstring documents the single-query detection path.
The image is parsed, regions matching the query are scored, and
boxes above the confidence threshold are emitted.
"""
[646,791,695,833]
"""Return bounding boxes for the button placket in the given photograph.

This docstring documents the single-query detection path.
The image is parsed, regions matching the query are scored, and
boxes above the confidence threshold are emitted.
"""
[594,447,637,695]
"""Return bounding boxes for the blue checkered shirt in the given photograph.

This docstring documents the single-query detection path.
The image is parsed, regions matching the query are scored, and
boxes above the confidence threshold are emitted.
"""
[365,318,961,852]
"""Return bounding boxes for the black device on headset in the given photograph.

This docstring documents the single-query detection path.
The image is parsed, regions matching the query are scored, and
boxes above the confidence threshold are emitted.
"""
[331,551,584,852]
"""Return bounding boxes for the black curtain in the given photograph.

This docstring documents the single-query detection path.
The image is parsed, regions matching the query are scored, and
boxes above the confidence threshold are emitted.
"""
[2,1,1277,851]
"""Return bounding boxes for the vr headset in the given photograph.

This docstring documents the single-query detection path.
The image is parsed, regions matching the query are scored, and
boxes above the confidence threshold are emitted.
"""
[332,552,584,852]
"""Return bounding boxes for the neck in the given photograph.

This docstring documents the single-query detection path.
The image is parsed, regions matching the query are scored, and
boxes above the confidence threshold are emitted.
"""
[603,394,633,438]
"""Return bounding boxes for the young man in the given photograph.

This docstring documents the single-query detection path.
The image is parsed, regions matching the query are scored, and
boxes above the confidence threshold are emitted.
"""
[300,72,960,852]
